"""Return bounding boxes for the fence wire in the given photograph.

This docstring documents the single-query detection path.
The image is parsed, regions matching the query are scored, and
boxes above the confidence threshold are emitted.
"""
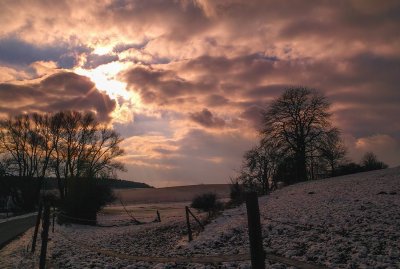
[57,229,327,269]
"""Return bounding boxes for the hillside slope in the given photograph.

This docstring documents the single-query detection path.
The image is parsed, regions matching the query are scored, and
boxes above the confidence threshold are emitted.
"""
[191,167,400,268]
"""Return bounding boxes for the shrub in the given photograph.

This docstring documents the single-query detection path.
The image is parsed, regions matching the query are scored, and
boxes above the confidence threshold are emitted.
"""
[335,162,363,176]
[59,177,115,225]
[191,192,221,213]
[361,152,388,171]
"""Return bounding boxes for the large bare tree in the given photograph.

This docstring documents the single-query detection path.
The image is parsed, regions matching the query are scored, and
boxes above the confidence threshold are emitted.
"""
[261,87,340,182]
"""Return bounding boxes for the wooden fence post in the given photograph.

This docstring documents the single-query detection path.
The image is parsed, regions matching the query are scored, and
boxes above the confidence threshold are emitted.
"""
[31,201,43,253]
[156,210,161,222]
[246,192,265,269]
[52,206,55,233]
[39,202,51,269]
[185,206,193,242]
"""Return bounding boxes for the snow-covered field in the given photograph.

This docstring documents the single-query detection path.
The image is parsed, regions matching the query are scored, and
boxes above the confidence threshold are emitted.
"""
[1,167,399,268]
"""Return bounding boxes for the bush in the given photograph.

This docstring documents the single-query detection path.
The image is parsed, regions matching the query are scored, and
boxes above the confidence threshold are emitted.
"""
[59,177,115,225]
[335,162,363,176]
[361,152,388,171]
[191,192,221,213]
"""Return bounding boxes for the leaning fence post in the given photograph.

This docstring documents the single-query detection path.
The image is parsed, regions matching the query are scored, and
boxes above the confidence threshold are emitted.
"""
[39,202,51,269]
[31,201,43,253]
[185,206,193,242]
[187,207,204,230]
[246,192,265,269]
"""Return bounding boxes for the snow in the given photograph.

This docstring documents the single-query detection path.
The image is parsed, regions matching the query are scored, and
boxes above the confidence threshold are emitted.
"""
[0,226,38,268]
[1,167,399,268]
[0,212,37,224]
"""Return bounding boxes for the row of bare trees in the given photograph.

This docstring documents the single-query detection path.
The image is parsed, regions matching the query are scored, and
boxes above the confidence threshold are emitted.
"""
[0,111,125,202]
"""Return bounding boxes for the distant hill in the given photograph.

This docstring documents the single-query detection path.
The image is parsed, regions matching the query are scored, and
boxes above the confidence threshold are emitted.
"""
[100,178,153,189]
[114,184,230,204]
[42,178,152,189]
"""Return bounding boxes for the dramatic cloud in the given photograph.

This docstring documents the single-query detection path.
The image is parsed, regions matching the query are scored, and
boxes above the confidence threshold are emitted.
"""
[123,65,216,107]
[1,0,399,186]
[0,37,90,69]
[189,108,225,129]
[84,53,119,69]
[0,72,116,121]
[120,128,253,187]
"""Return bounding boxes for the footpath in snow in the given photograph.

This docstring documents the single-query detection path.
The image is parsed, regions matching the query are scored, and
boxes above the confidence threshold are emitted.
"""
[0,167,399,268]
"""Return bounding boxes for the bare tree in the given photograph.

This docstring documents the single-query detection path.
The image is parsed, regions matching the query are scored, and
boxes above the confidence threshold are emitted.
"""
[84,127,125,178]
[237,139,283,194]
[0,111,126,200]
[318,128,346,177]
[261,87,337,182]
[49,111,125,198]
[0,115,40,177]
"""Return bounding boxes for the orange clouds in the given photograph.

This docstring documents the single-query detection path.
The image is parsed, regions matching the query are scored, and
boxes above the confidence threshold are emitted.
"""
[345,135,400,167]
[0,72,115,121]
[1,0,400,185]
[189,108,225,129]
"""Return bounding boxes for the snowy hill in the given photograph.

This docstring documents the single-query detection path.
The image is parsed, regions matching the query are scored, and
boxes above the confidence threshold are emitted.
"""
[1,168,399,268]
[192,167,400,268]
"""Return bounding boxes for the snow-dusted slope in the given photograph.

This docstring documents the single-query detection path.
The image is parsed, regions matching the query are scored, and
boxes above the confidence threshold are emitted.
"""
[191,167,400,268]
[1,167,399,268]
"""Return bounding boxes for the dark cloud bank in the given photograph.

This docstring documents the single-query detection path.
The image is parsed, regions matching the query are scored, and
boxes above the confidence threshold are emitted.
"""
[0,72,115,121]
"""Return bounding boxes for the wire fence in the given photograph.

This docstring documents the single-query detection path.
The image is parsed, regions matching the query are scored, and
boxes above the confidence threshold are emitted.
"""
[23,198,395,269]
[11,194,347,269]
[45,202,330,269]
[41,203,399,269]
[57,228,327,269]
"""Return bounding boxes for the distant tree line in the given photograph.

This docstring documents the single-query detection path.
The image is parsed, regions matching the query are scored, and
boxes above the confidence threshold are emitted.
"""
[105,178,153,189]
[233,87,388,196]
[31,177,152,190]
[0,111,126,222]
[334,151,388,176]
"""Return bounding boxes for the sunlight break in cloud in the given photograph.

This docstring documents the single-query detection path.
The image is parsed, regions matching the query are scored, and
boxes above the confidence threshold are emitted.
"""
[0,0,399,186]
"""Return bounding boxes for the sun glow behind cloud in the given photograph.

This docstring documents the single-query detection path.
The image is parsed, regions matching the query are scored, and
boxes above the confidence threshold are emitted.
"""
[74,62,129,98]
[92,45,114,56]
[74,61,142,123]
[1,0,400,186]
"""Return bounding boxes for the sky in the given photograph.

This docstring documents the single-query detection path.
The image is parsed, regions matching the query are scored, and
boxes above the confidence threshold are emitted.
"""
[0,0,399,187]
